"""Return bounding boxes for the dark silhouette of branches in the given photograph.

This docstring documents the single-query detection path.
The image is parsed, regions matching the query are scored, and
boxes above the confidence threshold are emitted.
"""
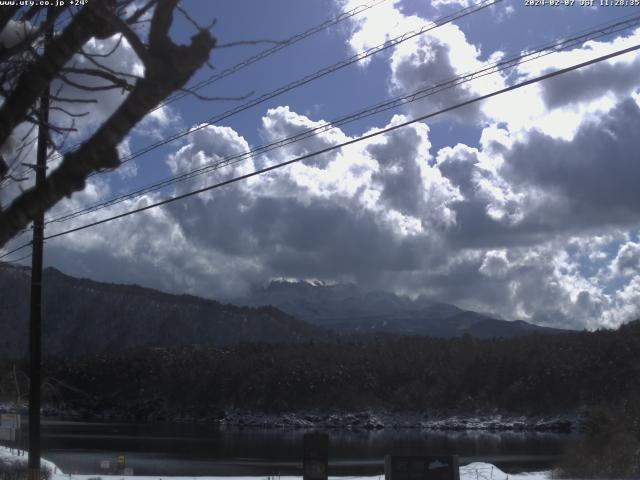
[0,0,216,247]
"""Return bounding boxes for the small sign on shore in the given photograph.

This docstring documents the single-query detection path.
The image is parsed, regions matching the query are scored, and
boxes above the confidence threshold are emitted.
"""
[0,426,16,442]
[0,414,20,429]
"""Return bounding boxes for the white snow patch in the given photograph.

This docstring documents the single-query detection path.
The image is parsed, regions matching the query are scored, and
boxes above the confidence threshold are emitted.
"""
[1,446,552,480]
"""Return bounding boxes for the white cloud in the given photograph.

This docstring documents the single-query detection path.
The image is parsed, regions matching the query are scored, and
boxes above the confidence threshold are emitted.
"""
[483,28,640,139]
[135,105,183,141]
[39,87,640,330]
[390,24,505,122]
[431,0,473,8]
[29,2,640,332]
[343,0,411,59]
[479,250,510,278]
[342,0,508,124]
[612,242,640,277]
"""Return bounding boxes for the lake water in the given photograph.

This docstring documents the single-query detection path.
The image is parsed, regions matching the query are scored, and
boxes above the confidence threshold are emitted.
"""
[38,420,577,476]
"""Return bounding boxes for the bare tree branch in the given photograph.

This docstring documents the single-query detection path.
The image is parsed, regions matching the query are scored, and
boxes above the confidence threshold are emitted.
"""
[50,96,98,104]
[59,70,135,92]
[0,7,64,65]
[176,4,216,33]
[113,17,151,65]
[49,118,77,152]
[79,33,124,59]
[74,53,142,80]
[0,1,119,155]
[62,66,141,83]
[0,0,216,246]
[24,114,77,134]
[49,106,90,118]
[126,0,159,24]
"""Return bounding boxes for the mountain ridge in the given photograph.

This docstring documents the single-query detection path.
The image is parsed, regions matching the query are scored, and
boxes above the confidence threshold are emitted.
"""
[0,264,569,358]
[0,263,331,357]
[240,279,570,338]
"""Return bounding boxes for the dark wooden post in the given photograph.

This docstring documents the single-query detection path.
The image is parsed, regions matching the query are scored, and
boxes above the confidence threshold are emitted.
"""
[303,433,329,480]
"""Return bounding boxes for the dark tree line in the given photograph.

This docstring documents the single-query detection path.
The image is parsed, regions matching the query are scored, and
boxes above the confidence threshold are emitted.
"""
[2,321,640,418]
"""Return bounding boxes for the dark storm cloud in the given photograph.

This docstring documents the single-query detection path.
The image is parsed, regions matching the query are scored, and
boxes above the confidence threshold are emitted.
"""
[165,185,427,285]
[423,98,640,255]
[540,55,640,109]
[391,34,486,122]
[431,145,539,249]
[502,98,640,227]
[367,123,427,216]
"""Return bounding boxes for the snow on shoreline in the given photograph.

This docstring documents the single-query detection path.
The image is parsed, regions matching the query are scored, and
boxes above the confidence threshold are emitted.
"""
[216,411,578,432]
[0,402,581,433]
[0,445,61,477]
[1,445,551,480]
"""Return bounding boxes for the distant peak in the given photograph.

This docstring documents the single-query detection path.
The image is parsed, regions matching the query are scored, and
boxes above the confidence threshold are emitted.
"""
[266,278,341,289]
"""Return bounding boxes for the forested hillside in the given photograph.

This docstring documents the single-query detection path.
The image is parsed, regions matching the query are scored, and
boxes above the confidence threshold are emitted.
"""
[0,264,331,356]
[0,264,567,358]
[2,321,639,419]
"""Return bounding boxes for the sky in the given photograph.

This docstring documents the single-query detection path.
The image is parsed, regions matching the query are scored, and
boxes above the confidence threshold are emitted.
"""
[2,0,640,330]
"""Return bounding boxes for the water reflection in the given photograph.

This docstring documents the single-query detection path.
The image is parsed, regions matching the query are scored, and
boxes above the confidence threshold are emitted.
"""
[40,420,577,476]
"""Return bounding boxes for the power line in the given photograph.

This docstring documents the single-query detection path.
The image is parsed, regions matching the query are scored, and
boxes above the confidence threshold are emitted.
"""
[154,0,391,111]
[3,0,499,193]
[2,40,638,258]
[23,42,640,246]
[93,0,503,173]
[44,12,640,226]
[0,251,32,265]
[46,0,391,162]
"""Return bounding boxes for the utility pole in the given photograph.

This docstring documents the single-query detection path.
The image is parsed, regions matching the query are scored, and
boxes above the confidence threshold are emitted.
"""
[28,9,52,480]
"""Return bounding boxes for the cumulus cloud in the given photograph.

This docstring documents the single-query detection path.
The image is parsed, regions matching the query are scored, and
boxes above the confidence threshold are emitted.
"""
[135,104,183,141]
[329,0,640,328]
[343,0,506,123]
[36,97,640,329]
[482,28,640,138]
[161,112,451,282]
[40,111,441,299]
[612,242,640,277]
[431,0,473,8]
[259,106,350,168]
[366,117,430,216]
[390,24,505,122]
[22,1,640,333]
[517,29,640,110]
[479,250,510,278]
[501,99,640,229]
[541,53,640,109]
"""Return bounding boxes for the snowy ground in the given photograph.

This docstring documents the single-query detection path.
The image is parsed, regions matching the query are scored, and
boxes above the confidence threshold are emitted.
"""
[1,446,550,480]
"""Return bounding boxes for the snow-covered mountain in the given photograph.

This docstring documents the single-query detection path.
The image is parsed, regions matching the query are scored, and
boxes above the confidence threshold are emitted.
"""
[240,280,568,337]
[0,265,568,357]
